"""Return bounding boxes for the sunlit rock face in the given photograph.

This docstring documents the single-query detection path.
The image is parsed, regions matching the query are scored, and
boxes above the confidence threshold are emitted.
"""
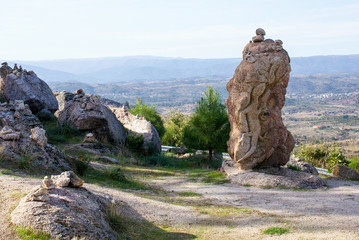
[225,28,294,170]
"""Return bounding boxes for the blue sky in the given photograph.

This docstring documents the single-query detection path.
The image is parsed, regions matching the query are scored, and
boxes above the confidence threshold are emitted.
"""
[1,0,359,60]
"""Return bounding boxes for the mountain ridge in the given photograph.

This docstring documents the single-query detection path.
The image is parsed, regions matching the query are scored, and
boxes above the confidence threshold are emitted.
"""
[2,54,359,83]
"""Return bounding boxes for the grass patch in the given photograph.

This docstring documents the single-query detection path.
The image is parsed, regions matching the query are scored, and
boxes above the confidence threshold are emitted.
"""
[262,227,289,235]
[10,192,27,200]
[195,206,253,216]
[287,165,302,171]
[138,152,202,169]
[107,203,196,240]
[188,170,229,184]
[178,192,202,197]
[18,152,35,170]
[14,226,53,240]
[42,118,84,144]
[82,166,151,191]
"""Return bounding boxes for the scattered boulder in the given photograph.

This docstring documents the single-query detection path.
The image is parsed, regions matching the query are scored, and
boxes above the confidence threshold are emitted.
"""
[221,159,324,189]
[0,63,58,114]
[111,107,161,155]
[11,173,117,240]
[226,28,294,170]
[332,164,359,179]
[0,101,72,173]
[83,132,98,143]
[96,156,119,164]
[51,171,84,188]
[55,91,127,145]
[285,156,318,175]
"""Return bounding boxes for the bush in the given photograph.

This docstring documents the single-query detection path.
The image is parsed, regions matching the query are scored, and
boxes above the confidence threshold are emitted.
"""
[105,167,127,182]
[128,132,144,152]
[349,156,359,172]
[74,153,91,176]
[295,143,349,171]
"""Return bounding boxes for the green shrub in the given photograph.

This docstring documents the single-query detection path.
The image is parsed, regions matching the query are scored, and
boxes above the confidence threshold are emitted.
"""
[128,132,144,152]
[105,167,127,182]
[18,153,35,170]
[74,153,91,176]
[349,156,359,172]
[42,119,84,144]
[295,143,349,171]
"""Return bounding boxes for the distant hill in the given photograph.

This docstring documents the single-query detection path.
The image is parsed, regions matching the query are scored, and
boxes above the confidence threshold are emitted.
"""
[3,54,359,83]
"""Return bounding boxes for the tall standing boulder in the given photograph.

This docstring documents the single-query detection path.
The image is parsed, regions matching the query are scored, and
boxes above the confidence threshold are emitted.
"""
[0,63,58,114]
[55,91,127,145]
[225,28,294,170]
[111,107,161,154]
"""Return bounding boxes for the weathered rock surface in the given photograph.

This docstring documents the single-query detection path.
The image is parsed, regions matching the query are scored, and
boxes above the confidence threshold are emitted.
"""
[51,171,84,188]
[226,28,294,170]
[221,159,324,189]
[55,91,127,145]
[333,164,359,179]
[285,156,318,175]
[30,127,48,146]
[11,173,117,240]
[111,107,161,154]
[0,101,71,173]
[0,63,58,114]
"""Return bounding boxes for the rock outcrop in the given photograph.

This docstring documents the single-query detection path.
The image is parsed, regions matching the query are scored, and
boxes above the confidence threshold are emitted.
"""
[11,172,117,240]
[111,107,161,155]
[221,159,324,189]
[0,100,71,173]
[55,91,127,145]
[333,164,359,179]
[225,28,294,170]
[285,156,319,175]
[0,62,58,114]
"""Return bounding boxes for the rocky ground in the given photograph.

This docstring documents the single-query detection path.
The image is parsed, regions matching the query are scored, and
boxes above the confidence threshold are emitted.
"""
[1,165,359,240]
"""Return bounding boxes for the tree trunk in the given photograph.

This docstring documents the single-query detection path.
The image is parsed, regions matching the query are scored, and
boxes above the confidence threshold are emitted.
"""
[208,148,213,168]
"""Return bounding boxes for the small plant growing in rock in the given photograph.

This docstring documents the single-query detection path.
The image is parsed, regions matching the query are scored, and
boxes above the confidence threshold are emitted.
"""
[287,164,301,171]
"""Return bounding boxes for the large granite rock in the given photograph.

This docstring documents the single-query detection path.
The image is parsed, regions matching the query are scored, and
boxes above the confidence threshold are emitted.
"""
[225,28,294,170]
[11,173,117,240]
[111,107,161,155]
[0,101,72,173]
[0,63,58,114]
[55,91,127,145]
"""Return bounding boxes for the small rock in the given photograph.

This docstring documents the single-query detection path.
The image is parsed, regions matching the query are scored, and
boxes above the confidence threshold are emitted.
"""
[83,132,98,143]
[25,186,49,202]
[333,164,359,179]
[0,126,21,140]
[42,176,55,189]
[51,171,84,188]
[96,156,119,163]
[31,127,48,146]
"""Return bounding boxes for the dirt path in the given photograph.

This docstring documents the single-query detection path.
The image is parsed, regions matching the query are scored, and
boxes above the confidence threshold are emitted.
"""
[1,172,359,240]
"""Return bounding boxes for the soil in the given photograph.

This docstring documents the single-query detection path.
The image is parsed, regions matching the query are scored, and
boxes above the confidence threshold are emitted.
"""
[1,172,359,240]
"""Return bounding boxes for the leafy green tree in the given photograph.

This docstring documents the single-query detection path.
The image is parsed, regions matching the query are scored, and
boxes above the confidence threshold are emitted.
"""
[182,86,230,165]
[162,109,189,147]
[129,99,165,138]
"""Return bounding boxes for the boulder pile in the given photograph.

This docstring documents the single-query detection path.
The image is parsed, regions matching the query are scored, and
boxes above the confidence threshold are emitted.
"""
[0,100,71,173]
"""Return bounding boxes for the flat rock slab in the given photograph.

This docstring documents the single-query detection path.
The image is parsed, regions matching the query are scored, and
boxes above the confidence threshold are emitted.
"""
[222,160,324,189]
